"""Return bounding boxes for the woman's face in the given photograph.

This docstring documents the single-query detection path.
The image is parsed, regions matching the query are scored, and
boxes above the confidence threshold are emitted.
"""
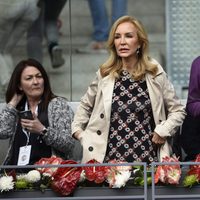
[114,21,140,59]
[19,66,44,100]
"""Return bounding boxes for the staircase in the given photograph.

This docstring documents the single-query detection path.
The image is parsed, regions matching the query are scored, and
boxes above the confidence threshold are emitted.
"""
[9,0,165,102]
[0,0,166,163]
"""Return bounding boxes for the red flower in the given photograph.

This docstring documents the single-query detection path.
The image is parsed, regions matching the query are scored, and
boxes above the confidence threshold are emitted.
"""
[51,160,82,196]
[35,156,63,176]
[154,155,181,185]
[7,170,17,181]
[105,160,132,188]
[187,154,200,180]
[155,165,165,184]
[84,159,108,184]
[183,154,200,187]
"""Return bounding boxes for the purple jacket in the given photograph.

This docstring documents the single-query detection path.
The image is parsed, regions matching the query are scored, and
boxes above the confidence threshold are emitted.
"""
[187,56,200,117]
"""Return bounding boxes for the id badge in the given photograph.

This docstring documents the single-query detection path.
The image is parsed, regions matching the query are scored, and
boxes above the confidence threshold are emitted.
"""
[17,145,32,166]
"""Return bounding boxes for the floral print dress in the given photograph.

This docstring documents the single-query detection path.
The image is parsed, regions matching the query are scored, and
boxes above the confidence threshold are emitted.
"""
[104,70,157,164]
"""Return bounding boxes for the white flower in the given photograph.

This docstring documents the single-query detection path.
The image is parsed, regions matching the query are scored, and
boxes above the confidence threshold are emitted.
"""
[25,170,41,183]
[0,176,14,192]
[116,165,132,172]
[16,174,27,181]
[79,170,86,183]
[42,172,52,177]
[112,171,131,188]
[106,160,132,188]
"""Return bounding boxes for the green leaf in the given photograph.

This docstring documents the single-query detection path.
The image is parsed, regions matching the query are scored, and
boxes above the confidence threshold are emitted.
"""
[147,177,152,186]
[15,180,28,189]
[183,175,198,188]
[133,177,144,185]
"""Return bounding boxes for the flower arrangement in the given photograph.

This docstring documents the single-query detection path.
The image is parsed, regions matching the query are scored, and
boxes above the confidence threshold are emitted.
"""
[154,155,181,185]
[83,159,108,184]
[0,158,81,195]
[0,157,132,195]
[0,176,14,192]
[81,159,132,188]
[51,160,82,196]
[0,169,52,193]
[35,156,63,176]
[183,154,200,187]
[132,165,152,186]
[105,160,132,188]
[1,155,200,196]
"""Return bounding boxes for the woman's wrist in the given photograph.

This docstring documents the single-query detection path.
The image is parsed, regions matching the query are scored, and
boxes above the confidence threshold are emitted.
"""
[8,99,19,108]
[8,102,17,108]
[40,126,48,135]
[74,131,81,140]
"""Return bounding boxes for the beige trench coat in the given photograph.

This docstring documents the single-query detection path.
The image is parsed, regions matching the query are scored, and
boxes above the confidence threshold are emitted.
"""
[72,59,186,163]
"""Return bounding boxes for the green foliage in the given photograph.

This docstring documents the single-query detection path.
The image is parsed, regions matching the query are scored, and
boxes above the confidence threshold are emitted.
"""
[183,174,198,188]
[132,166,152,186]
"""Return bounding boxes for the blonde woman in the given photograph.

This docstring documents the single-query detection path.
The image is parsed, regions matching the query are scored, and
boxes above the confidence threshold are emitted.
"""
[72,16,186,164]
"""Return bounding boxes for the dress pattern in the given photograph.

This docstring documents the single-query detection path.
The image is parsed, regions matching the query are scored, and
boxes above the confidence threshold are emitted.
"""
[104,70,157,164]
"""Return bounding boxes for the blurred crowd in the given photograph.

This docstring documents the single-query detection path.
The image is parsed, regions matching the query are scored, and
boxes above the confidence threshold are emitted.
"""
[0,0,67,101]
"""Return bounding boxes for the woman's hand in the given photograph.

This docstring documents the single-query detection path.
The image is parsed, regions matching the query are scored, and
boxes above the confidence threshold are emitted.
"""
[74,131,81,140]
[152,132,166,145]
[20,113,45,134]
[8,93,24,108]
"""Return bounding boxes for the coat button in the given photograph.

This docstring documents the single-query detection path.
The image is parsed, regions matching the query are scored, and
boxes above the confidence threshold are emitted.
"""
[100,113,104,118]
[97,130,101,135]
[88,146,93,151]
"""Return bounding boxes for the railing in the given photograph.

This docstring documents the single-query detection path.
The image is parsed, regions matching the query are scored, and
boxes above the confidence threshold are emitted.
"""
[151,161,200,200]
[1,161,200,199]
[0,162,148,200]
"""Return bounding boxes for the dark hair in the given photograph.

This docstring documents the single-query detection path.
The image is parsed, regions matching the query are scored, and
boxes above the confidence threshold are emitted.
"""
[6,58,56,110]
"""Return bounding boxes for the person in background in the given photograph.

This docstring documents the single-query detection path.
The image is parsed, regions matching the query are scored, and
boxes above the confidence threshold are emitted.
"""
[72,15,186,164]
[0,0,40,99]
[77,0,127,53]
[180,56,200,161]
[27,0,67,68]
[0,58,75,169]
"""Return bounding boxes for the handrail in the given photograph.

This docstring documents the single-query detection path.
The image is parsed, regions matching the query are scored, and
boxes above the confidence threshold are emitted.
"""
[0,162,148,200]
[151,161,200,200]
[1,161,200,199]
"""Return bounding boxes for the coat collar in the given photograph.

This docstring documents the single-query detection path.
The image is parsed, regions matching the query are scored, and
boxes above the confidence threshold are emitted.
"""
[98,59,164,119]
[147,58,165,79]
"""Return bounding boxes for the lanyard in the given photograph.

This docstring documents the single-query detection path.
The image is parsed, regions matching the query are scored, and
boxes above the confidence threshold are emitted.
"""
[22,102,38,146]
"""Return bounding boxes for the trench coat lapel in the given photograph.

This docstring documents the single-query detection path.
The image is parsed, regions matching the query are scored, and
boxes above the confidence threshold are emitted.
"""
[145,68,164,124]
[146,74,159,120]
[101,75,115,119]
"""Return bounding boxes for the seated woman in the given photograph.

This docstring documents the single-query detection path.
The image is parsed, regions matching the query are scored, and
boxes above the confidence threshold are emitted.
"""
[0,58,75,169]
[180,56,200,161]
[72,15,186,164]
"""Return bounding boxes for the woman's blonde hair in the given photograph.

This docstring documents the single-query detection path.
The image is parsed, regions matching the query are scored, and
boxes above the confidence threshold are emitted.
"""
[100,15,158,80]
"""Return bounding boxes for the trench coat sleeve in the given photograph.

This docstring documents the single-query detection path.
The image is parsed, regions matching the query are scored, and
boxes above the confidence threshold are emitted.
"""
[186,56,200,117]
[72,71,100,134]
[151,66,186,138]
[42,97,75,158]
